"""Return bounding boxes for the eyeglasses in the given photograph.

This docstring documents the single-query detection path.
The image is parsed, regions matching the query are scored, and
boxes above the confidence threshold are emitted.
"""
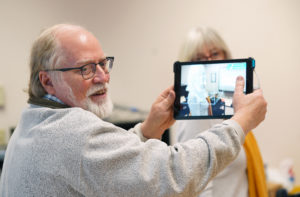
[44,56,114,80]
[195,50,224,61]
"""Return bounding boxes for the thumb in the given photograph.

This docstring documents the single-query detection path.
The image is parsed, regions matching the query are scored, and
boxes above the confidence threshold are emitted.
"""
[234,76,245,95]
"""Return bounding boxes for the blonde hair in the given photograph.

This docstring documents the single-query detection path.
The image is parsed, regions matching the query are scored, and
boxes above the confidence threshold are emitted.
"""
[28,24,85,98]
[178,26,232,61]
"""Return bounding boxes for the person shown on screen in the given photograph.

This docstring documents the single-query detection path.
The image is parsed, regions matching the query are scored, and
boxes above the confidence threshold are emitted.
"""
[175,26,268,197]
[186,65,210,116]
[0,24,267,197]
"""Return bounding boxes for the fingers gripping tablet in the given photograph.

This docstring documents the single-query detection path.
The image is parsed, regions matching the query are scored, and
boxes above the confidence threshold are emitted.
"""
[173,58,254,120]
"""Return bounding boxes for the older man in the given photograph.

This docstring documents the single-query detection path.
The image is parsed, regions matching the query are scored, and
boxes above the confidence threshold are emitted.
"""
[0,24,267,197]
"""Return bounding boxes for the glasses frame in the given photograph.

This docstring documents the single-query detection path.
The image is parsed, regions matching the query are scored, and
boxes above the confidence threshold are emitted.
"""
[44,56,114,80]
[195,50,225,61]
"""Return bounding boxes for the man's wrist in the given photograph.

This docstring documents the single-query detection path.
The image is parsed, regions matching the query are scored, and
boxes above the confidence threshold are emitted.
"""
[140,122,162,140]
[231,113,250,135]
[225,119,246,144]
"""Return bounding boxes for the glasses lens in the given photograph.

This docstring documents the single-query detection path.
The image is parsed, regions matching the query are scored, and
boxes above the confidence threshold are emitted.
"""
[100,60,109,73]
[108,59,113,72]
[81,64,95,79]
[81,57,114,80]
[194,50,223,61]
[102,58,113,73]
[211,51,220,59]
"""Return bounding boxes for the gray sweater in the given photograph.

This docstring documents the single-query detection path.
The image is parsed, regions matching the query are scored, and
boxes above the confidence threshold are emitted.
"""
[0,104,245,197]
[176,119,248,197]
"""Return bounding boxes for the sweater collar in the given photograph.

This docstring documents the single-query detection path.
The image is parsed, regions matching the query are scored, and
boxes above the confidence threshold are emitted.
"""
[28,95,70,109]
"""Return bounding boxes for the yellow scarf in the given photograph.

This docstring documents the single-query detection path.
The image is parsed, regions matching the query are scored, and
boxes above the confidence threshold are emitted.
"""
[243,131,268,197]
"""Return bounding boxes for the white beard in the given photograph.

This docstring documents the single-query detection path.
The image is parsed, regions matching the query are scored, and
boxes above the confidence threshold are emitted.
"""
[62,82,114,119]
[84,91,113,118]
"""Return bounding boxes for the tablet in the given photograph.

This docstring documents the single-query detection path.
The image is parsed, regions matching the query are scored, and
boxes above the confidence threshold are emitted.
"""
[173,58,254,120]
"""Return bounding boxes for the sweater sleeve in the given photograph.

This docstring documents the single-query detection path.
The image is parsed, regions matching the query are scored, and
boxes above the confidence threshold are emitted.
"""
[128,123,148,142]
[79,118,244,197]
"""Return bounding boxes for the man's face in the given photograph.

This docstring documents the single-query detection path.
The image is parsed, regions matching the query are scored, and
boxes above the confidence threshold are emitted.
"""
[51,28,113,118]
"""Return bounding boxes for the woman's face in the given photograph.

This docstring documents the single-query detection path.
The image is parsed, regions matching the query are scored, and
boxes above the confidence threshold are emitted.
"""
[192,44,226,61]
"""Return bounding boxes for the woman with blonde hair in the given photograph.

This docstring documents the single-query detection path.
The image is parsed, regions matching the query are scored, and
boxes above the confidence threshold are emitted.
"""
[175,26,268,197]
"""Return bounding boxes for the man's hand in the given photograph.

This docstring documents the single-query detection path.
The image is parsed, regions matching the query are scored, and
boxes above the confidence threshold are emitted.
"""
[231,76,267,134]
[141,86,176,139]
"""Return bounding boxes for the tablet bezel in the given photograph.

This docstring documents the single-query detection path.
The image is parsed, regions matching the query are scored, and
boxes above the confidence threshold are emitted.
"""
[173,58,254,120]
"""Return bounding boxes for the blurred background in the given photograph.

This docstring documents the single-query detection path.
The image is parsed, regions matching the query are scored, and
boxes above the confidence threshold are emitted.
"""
[0,0,299,188]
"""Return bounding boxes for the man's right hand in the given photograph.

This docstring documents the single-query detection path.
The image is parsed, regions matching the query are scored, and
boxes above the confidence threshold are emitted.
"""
[231,76,267,134]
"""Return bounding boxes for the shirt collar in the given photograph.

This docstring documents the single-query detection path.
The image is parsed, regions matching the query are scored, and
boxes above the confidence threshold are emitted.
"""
[43,94,65,104]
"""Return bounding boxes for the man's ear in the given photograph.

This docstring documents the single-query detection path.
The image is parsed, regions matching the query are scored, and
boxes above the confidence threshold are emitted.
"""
[39,71,56,95]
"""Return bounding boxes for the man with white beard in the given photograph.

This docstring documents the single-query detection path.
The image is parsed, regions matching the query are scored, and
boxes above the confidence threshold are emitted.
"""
[0,24,267,197]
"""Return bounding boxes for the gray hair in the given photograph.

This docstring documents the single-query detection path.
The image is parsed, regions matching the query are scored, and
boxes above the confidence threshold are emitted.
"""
[178,26,232,61]
[28,24,85,98]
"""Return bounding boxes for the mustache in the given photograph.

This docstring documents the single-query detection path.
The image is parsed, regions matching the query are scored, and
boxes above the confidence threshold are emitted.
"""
[86,83,108,97]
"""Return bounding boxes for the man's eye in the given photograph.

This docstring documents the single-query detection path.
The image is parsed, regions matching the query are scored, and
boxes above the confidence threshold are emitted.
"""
[99,61,107,67]
[81,65,92,74]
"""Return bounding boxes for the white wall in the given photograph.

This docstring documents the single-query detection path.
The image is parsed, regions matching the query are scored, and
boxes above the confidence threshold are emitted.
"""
[0,0,300,185]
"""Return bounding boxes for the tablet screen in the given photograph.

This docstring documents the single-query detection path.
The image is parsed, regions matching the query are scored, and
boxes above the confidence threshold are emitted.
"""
[173,58,254,119]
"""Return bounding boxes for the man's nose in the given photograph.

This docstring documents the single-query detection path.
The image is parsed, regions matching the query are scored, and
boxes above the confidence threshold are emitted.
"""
[92,65,109,83]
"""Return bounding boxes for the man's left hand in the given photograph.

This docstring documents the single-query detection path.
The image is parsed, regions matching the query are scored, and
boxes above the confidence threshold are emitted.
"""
[141,86,176,139]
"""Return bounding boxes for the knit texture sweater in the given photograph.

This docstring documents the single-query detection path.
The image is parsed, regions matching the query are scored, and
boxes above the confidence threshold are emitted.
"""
[0,103,245,197]
[176,119,248,197]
